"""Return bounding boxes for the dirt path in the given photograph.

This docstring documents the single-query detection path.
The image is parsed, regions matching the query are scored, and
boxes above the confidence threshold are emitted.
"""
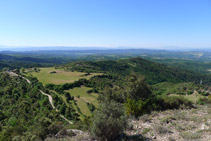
[22,76,31,84]
[39,90,57,110]
[39,90,73,124]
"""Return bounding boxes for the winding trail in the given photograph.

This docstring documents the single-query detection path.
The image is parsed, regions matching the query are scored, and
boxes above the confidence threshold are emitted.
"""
[39,90,73,124]
[39,90,57,111]
[7,71,73,124]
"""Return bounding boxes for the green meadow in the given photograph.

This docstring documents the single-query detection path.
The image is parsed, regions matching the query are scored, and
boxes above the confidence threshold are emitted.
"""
[66,86,98,117]
[25,67,101,85]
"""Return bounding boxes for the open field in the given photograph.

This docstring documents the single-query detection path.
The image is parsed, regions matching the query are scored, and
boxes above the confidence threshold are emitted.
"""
[25,67,101,85]
[66,86,98,117]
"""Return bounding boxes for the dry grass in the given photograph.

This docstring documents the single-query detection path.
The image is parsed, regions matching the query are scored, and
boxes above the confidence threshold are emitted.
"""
[126,105,211,141]
[153,124,171,134]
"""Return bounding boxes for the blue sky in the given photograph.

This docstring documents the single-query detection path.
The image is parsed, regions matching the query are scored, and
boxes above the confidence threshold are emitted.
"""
[0,0,211,48]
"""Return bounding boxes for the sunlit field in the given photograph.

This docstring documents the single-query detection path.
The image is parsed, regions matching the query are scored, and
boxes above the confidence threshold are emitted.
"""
[25,67,101,85]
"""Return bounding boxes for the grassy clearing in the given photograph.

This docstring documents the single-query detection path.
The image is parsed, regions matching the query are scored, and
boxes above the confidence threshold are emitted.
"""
[25,67,101,85]
[66,86,98,117]
[50,90,88,120]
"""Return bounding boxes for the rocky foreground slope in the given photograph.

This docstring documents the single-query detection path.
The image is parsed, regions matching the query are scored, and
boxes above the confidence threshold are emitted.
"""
[126,105,211,141]
[45,105,211,141]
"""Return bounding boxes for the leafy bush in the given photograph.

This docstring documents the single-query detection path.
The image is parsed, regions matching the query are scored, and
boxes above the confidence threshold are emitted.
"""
[142,128,151,134]
[125,98,146,117]
[125,74,152,101]
[197,97,211,105]
[90,100,127,141]
[87,103,95,112]
[50,71,56,74]
[187,90,193,95]
[156,95,193,110]
[201,91,210,96]
[208,95,211,102]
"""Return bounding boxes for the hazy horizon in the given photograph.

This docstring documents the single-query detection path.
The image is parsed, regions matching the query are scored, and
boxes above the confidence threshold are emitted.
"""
[0,45,211,52]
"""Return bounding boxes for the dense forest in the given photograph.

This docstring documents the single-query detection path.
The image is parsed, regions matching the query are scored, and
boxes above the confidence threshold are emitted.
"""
[0,74,60,140]
[62,57,211,85]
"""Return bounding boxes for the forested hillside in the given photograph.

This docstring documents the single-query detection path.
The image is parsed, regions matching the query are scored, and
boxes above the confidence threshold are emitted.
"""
[62,57,211,85]
[0,73,74,140]
[0,54,71,69]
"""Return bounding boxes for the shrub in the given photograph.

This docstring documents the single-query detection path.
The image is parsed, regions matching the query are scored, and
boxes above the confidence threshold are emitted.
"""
[201,91,209,96]
[87,103,96,112]
[126,74,152,101]
[47,122,64,135]
[208,95,211,102]
[50,71,56,74]
[65,92,73,101]
[197,97,210,105]
[90,100,127,141]
[139,114,150,123]
[160,116,176,125]
[76,95,80,98]
[8,116,17,127]
[187,90,193,95]
[156,95,193,110]
[0,111,6,121]
[125,98,146,117]
[168,137,176,141]
[154,124,171,134]
[180,131,202,140]
[176,92,185,95]
[142,128,151,134]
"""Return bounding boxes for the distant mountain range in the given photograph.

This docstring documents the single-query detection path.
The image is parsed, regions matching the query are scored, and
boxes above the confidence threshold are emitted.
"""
[0,45,211,52]
[0,46,111,51]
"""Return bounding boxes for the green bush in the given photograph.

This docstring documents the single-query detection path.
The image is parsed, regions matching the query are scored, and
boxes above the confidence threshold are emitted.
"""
[176,92,185,95]
[8,117,17,127]
[197,97,210,105]
[125,98,146,117]
[87,103,96,112]
[187,90,193,95]
[90,100,127,141]
[201,91,209,96]
[208,95,211,102]
[156,96,193,110]
[50,71,56,74]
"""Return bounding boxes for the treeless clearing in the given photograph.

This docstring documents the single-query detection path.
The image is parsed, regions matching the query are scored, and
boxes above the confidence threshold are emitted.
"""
[66,86,98,117]
[25,67,102,85]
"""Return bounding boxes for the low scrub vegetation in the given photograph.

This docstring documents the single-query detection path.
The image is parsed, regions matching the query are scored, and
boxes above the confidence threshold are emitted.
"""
[90,100,127,141]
